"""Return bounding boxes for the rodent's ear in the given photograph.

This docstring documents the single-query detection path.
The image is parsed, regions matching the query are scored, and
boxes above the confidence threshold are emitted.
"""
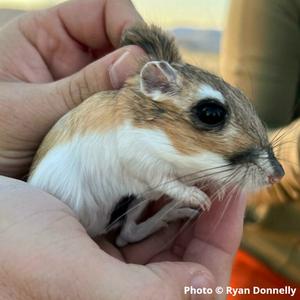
[140,61,181,101]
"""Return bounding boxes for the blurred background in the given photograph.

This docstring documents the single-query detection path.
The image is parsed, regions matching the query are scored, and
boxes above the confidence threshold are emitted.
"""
[0,0,230,74]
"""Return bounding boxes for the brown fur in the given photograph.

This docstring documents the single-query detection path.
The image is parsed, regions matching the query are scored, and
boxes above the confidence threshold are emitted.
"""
[30,91,126,172]
[121,23,182,63]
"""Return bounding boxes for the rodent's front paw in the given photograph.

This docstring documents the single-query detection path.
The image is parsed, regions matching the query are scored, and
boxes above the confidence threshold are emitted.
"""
[182,187,211,211]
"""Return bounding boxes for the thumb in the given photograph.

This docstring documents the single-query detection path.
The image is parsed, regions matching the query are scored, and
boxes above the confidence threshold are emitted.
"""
[20,45,144,143]
[53,45,145,109]
[146,261,216,300]
[91,259,216,300]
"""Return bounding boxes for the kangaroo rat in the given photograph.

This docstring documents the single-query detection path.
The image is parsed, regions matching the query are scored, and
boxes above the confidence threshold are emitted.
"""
[28,23,284,247]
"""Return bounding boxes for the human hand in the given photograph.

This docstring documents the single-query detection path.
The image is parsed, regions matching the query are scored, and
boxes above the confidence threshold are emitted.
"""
[0,176,246,300]
[0,0,144,178]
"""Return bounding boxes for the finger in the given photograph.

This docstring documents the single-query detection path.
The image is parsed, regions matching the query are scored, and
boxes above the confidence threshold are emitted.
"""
[146,261,216,300]
[18,0,143,78]
[76,253,216,300]
[194,190,246,255]
[92,258,216,300]
[53,45,145,108]
[56,0,143,49]
[181,191,247,294]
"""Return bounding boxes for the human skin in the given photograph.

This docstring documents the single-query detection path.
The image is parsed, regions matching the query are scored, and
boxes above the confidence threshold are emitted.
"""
[0,1,246,299]
[0,176,246,300]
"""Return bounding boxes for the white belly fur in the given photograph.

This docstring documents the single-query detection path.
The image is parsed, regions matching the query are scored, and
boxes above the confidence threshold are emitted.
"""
[29,135,127,235]
[28,122,173,236]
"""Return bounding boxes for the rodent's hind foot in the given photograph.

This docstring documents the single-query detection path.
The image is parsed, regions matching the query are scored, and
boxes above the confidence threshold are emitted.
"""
[164,207,199,221]
[115,205,199,247]
[115,236,128,247]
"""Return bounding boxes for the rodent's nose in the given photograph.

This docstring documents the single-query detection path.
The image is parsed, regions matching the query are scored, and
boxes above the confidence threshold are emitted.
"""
[269,159,285,184]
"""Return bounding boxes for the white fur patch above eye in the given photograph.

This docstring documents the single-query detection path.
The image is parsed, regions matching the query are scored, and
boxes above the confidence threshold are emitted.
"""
[198,84,224,103]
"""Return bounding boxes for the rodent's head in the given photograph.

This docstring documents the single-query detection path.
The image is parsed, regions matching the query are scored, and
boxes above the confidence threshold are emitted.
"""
[126,60,284,191]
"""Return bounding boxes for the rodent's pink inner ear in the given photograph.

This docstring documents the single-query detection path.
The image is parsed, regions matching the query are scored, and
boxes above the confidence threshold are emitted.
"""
[139,61,181,101]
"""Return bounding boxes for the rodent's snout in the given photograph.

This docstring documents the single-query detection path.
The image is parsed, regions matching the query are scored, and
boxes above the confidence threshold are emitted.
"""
[227,147,285,188]
[268,157,285,184]
[267,148,285,184]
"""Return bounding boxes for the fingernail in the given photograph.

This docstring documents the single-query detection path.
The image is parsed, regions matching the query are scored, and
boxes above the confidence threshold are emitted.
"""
[109,50,141,89]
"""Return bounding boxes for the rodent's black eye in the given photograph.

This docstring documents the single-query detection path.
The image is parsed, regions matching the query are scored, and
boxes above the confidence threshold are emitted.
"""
[191,99,228,130]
